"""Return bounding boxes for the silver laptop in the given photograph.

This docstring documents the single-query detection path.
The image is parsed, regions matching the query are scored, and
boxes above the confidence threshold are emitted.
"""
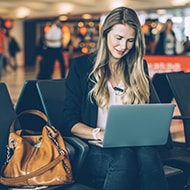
[88,103,175,148]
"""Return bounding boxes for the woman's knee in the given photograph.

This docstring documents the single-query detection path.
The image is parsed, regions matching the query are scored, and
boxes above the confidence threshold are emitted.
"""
[87,147,138,173]
[108,148,139,178]
[135,146,163,172]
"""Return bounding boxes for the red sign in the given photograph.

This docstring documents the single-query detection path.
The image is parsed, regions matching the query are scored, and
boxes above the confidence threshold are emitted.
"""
[145,55,190,78]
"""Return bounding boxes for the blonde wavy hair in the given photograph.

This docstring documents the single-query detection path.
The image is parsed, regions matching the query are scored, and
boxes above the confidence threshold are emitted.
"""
[89,7,150,110]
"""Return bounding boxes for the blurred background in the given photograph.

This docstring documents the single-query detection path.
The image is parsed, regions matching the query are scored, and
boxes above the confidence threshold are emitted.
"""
[1,0,190,68]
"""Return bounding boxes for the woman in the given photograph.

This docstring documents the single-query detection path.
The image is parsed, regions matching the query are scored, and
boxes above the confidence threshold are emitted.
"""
[63,6,167,190]
[155,19,177,55]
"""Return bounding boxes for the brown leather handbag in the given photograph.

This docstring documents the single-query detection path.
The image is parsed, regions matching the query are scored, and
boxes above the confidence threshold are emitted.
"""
[0,109,73,187]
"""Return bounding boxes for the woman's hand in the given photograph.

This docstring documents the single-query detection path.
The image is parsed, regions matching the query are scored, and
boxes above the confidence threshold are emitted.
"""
[97,130,104,141]
[71,122,105,141]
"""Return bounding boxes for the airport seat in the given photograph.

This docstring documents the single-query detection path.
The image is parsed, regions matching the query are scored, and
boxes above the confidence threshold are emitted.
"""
[36,79,89,177]
[14,80,46,131]
[149,80,188,189]
[152,71,184,103]
[166,72,190,146]
[159,72,190,183]
[149,80,174,150]
[152,72,174,103]
[0,82,20,170]
[151,73,190,188]
[14,79,92,189]
[151,71,184,148]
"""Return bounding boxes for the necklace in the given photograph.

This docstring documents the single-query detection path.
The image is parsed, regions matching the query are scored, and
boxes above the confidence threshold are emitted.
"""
[109,79,124,96]
[113,86,124,96]
[113,86,124,92]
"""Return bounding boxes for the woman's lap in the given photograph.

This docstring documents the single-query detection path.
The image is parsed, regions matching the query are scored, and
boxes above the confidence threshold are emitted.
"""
[81,145,167,190]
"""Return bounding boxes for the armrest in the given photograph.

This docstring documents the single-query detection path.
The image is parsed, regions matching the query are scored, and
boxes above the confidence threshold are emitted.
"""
[173,115,190,120]
[65,141,75,161]
[64,137,89,176]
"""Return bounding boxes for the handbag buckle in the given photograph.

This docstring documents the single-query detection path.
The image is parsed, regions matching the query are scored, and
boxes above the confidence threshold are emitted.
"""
[10,138,16,148]
[48,131,66,155]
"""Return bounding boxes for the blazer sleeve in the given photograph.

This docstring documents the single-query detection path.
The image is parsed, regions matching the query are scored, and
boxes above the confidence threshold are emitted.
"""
[62,53,97,135]
[63,58,84,135]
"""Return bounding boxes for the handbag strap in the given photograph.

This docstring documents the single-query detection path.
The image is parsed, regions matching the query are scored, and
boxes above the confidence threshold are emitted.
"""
[0,153,66,184]
[10,109,49,133]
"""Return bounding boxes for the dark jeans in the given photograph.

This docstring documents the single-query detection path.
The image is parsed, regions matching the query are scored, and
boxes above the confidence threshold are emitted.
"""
[80,145,168,190]
[37,47,65,79]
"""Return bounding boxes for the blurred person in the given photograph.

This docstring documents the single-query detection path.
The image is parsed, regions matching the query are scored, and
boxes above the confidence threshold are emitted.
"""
[0,28,11,79]
[35,36,46,73]
[7,32,20,70]
[183,36,190,55]
[37,19,65,79]
[63,6,168,190]
[68,32,83,59]
[155,19,177,55]
[0,27,5,79]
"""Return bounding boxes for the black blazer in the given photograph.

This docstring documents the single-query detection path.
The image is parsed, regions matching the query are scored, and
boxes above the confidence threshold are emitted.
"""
[63,52,159,136]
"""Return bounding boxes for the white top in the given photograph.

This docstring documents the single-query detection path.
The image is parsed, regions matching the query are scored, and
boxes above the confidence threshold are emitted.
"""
[97,81,126,130]
[45,24,62,48]
[164,33,175,55]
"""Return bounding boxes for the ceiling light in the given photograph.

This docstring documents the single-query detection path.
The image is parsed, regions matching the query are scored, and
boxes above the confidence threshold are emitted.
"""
[82,14,92,20]
[58,3,73,14]
[157,9,167,14]
[172,0,189,5]
[78,22,84,27]
[109,0,125,10]
[16,7,30,19]
[59,15,68,21]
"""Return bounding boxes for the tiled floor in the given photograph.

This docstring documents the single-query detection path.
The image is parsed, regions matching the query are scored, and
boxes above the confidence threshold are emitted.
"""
[1,62,61,105]
[0,63,185,143]
[1,65,37,105]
